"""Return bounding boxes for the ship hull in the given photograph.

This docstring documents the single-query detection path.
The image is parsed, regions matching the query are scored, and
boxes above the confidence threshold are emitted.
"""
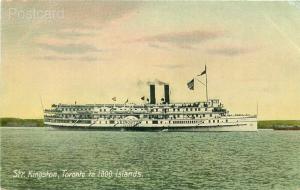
[46,123,257,132]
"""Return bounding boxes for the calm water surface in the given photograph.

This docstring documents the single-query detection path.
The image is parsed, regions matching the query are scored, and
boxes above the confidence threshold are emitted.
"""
[1,127,300,190]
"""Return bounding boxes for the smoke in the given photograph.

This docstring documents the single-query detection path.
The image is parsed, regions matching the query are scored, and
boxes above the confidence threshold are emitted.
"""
[145,79,168,85]
[137,79,168,86]
[154,79,168,85]
[137,79,144,87]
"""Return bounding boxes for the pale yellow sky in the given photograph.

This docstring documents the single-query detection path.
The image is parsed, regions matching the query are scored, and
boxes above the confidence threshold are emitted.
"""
[1,1,300,119]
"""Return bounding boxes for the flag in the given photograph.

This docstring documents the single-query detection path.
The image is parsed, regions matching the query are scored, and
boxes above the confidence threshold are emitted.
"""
[198,65,206,76]
[187,79,194,90]
[112,97,116,101]
[124,99,129,104]
[141,96,145,100]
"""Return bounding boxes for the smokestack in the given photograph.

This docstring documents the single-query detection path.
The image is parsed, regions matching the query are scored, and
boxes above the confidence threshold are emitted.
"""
[150,84,156,104]
[164,84,170,104]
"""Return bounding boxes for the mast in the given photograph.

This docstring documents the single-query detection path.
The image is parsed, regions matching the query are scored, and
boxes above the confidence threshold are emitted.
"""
[39,94,45,120]
[256,101,259,120]
[205,65,208,102]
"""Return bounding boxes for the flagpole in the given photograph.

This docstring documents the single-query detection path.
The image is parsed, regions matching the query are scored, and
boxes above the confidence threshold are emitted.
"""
[205,65,208,102]
[256,101,258,120]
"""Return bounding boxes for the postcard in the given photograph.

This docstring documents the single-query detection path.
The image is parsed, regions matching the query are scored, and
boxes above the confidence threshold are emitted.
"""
[1,1,299,189]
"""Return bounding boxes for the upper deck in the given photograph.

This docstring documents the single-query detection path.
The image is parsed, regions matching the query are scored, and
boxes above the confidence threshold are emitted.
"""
[45,99,223,113]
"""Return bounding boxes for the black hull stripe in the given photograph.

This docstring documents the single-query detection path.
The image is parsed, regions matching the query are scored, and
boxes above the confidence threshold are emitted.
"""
[46,124,247,132]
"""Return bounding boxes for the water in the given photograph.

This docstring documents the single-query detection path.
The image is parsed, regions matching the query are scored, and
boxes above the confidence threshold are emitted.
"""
[1,127,300,190]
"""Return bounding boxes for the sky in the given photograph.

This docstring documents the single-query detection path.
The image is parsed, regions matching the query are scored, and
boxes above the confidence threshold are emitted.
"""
[1,1,300,120]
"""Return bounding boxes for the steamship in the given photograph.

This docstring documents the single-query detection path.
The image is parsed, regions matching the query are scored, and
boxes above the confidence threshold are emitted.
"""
[44,67,257,132]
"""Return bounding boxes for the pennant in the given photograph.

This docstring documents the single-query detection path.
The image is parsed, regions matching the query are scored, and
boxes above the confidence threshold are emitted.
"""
[187,79,194,90]
[198,65,206,76]
[141,96,145,100]
[112,97,116,101]
[124,99,129,104]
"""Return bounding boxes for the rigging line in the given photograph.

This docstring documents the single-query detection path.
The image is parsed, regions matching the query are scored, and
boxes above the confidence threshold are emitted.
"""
[39,94,45,120]
[194,77,206,86]
[39,94,44,110]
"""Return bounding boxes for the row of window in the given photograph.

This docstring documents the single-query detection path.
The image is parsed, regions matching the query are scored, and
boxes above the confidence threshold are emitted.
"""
[171,120,228,124]
[49,113,218,120]
[68,119,223,125]
[173,120,201,124]
[170,113,213,118]
[61,108,93,111]
[45,119,91,124]
[46,118,230,125]
[60,115,92,119]
[58,107,213,113]
[146,119,229,124]
[152,107,209,112]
